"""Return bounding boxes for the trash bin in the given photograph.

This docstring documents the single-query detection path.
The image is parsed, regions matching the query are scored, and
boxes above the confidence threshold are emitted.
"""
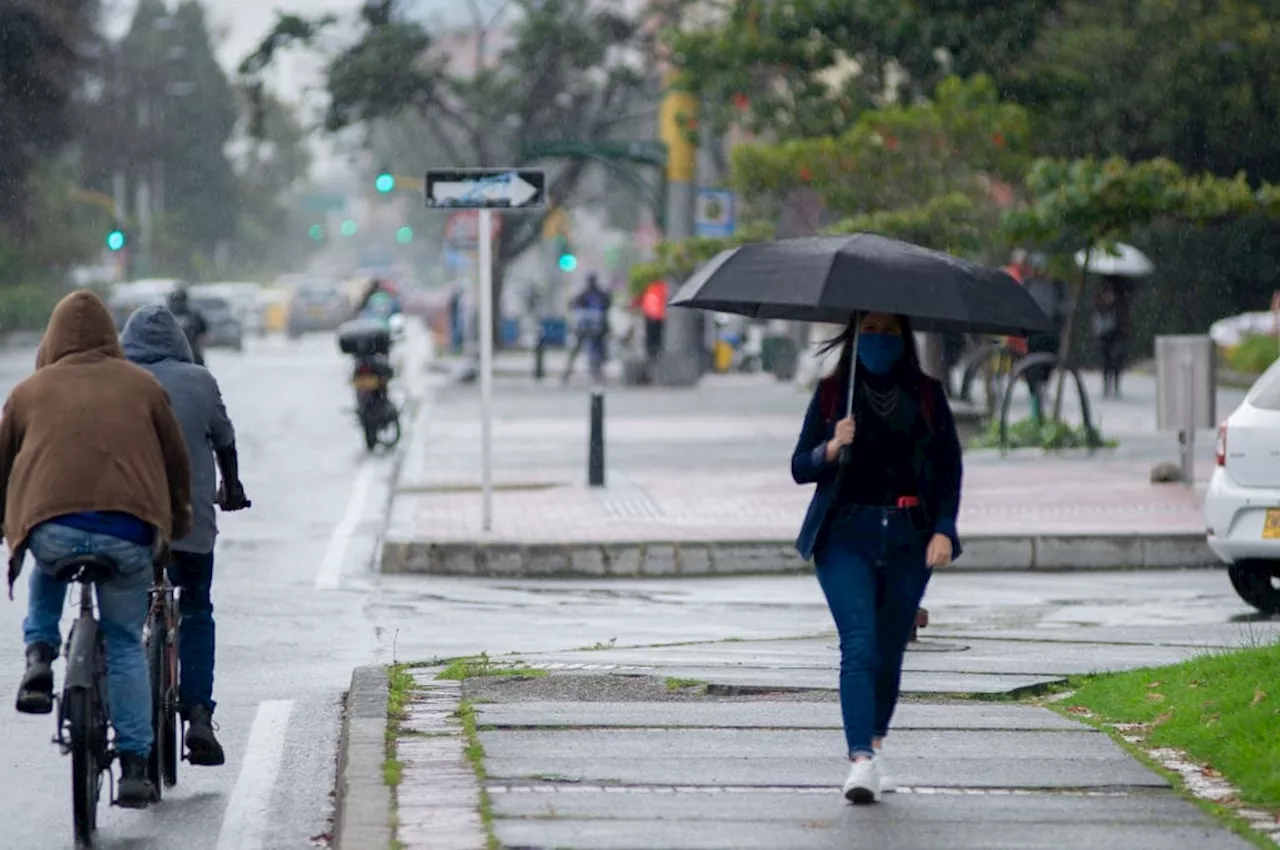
[1155,335,1216,432]
[1155,335,1216,485]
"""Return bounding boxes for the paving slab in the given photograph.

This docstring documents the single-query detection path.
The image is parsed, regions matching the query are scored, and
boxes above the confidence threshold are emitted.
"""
[475,701,1086,731]
[479,728,1166,789]
[527,636,1204,677]
[489,786,1224,825]
[931,622,1280,649]
[493,816,1252,850]
[598,664,1064,695]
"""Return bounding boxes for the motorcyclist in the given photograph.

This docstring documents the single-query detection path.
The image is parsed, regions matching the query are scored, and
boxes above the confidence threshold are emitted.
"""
[353,279,403,326]
[168,286,209,367]
[4,291,192,809]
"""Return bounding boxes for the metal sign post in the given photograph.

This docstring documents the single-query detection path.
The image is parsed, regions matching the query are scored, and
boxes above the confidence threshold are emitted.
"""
[425,168,547,533]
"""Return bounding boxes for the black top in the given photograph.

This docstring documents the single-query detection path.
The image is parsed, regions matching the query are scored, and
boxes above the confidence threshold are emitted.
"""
[836,363,927,507]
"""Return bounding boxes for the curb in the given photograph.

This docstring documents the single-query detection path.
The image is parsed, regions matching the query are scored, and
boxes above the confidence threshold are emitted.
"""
[380,532,1218,577]
[333,666,392,850]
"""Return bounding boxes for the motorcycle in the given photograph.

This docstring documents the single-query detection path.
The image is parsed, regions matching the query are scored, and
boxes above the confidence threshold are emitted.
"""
[338,318,402,451]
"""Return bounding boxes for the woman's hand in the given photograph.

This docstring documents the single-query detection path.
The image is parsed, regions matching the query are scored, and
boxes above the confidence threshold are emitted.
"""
[925,533,953,568]
[824,417,856,462]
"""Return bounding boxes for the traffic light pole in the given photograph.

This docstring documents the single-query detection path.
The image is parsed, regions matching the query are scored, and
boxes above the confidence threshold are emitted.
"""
[478,208,495,532]
[655,73,704,386]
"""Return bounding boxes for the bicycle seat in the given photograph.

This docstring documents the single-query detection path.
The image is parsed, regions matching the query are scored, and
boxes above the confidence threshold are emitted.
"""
[51,554,119,584]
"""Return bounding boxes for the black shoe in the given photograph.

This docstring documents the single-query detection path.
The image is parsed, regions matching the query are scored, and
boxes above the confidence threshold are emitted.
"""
[15,642,56,715]
[117,752,157,808]
[184,704,225,766]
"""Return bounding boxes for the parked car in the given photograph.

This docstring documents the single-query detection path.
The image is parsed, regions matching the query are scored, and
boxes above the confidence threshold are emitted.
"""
[1204,359,1280,613]
[192,282,264,337]
[287,280,350,337]
[107,279,184,329]
[190,295,244,351]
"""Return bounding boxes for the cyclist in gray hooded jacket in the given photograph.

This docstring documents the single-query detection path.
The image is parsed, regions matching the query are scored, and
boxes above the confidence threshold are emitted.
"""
[120,305,250,766]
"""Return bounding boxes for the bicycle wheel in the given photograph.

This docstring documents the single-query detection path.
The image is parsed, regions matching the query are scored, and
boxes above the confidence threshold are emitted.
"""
[146,612,179,792]
[66,687,102,846]
[162,615,179,787]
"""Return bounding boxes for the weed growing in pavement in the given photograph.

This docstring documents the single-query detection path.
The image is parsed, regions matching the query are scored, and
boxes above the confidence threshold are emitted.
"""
[666,677,708,693]
[383,665,418,791]
[437,651,549,681]
[579,638,618,651]
[455,699,501,850]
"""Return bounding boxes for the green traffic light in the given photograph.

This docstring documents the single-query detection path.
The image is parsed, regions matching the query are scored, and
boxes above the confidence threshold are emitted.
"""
[106,230,126,251]
[308,224,324,241]
[395,226,413,244]
[340,219,358,237]
[559,253,577,272]
[375,173,395,193]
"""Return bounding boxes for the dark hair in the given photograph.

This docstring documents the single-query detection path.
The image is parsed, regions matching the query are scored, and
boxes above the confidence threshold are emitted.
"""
[816,314,935,425]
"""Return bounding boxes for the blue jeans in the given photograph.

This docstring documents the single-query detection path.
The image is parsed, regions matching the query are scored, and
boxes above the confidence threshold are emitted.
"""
[168,550,216,712]
[22,523,155,757]
[815,506,932,759]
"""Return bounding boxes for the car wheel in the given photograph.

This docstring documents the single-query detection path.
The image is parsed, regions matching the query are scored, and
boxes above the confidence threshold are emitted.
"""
[1227,560,1280,614]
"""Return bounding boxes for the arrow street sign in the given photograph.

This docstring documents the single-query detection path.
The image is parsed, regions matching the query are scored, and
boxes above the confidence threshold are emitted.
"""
[425,169,546,210]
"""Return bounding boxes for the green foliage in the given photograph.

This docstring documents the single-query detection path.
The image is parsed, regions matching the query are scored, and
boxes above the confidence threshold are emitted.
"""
[825,193,985,257]
[435,652,547,681]
[1227,334,1280,375]
[730,75,1029,214]
[1005,156,1274,251]
[1007,0,1280,185]
[972,416,1112,451]
[1062,641,1280,810]
[667,0,1052,140]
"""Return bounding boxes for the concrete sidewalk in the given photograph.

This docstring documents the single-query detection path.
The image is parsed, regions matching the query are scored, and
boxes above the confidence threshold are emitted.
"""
[383,630,1263,850]
[382,370,1237,576]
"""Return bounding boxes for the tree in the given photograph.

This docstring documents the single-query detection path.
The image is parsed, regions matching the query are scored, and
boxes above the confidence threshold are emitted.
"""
[667,0,1055,141]
[635,76,1030,282]
[1004,155,1277,418]
[231,89,312,277]
[1005,0,1280,184]
[79,0,240,277]
[0,0,98,235]
[242,0,679,331]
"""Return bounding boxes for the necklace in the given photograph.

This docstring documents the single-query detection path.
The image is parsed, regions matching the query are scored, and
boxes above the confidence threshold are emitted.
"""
[864,383,902,420]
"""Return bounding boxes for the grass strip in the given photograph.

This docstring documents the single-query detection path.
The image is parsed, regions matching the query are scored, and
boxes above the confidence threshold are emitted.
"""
[1053,642,1280,847]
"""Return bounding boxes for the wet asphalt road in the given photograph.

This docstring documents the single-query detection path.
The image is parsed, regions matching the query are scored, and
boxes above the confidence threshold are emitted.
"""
[0,333,402,850]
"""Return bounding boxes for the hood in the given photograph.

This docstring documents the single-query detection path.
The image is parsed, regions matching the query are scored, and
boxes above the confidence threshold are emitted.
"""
[36,290,124,369]
[120,304,194,365]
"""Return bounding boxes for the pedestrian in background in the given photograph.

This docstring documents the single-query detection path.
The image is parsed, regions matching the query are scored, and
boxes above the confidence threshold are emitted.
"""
[1094,277,1130,397]
[791,312,963,804]
[561,273,611,385]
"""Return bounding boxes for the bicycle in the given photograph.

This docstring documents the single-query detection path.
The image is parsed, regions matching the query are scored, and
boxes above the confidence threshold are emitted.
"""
[145,560,180,796]
[49,553,120,847]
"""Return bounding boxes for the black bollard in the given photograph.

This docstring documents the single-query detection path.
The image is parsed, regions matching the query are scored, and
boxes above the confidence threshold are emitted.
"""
[533,333,546,382]
[588,390,605,487]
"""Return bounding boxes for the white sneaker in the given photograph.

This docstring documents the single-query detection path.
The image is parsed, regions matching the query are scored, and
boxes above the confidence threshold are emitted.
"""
[875,754,896,793]
[842,759,882,804]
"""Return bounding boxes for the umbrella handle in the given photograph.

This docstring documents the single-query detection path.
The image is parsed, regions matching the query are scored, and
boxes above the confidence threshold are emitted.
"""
[838,316,860,470]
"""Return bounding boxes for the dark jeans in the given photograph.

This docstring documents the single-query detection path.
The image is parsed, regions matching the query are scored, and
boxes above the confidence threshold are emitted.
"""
[815,506,932,759]
[168,550,216,713]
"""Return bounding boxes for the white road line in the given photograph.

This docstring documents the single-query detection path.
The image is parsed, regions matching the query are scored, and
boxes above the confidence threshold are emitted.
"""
[214,700,294,850]
[315,464,377,591]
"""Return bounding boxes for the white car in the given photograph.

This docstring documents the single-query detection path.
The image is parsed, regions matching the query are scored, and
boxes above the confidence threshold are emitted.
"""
[1205,359,1280,613]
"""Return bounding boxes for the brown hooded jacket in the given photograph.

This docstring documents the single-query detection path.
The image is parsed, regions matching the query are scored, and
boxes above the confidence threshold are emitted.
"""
[0,291,192,575]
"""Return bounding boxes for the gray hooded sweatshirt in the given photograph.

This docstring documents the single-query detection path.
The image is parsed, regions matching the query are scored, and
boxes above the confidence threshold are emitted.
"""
[121,305,236,554]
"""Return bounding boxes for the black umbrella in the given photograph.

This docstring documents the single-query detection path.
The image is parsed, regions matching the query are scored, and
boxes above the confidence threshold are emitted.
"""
[668,233,1054,337]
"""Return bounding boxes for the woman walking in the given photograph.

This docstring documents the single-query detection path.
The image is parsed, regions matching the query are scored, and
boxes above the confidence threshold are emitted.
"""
[791,312,963,804]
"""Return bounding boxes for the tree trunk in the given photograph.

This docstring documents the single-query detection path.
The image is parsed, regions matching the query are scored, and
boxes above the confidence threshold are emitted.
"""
[916,332,945,381]
[1052,243,1092,421]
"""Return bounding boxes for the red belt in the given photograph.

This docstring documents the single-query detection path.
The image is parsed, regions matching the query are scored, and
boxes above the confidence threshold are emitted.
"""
[896,496,921,509]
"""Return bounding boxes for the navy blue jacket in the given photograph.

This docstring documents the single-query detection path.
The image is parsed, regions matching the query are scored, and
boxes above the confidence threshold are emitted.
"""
[791,374,963,562]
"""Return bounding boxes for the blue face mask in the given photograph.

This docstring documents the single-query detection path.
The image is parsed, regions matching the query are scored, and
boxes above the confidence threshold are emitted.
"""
[856,332,905,375]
